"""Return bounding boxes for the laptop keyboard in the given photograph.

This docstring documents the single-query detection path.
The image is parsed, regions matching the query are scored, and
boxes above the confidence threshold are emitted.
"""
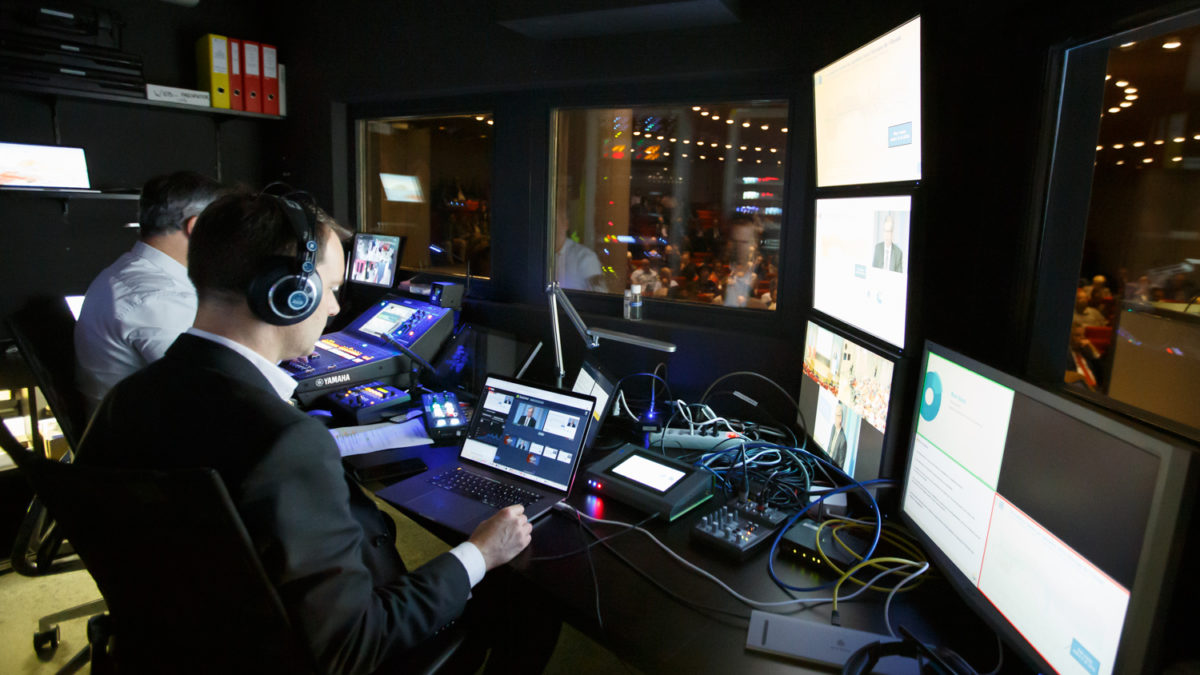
[428,468,541,509]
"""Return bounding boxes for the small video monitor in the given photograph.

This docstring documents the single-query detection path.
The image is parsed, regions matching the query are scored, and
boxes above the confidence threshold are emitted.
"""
[348,233,403,288]
[797,320,895,480]
[571,358,617,451]
[0,142,91,189]
[378,173,424,203]
[814,16,921,188]
[812,195,910,349]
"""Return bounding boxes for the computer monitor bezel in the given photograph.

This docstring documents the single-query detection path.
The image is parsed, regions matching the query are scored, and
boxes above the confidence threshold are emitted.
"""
[347,232,404,288]
[899,341,1195,674]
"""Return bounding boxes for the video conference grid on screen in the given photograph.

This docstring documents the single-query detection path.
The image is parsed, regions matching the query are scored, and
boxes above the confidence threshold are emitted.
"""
[812,195,911,348]
[813,17,921,188]
[798,321,894,480]
[349,234,401,287]
[460,379,592,491]
[902,350,1161,675]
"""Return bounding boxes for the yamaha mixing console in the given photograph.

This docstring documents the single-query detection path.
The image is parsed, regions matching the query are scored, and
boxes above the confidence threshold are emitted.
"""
[283,295,453,404]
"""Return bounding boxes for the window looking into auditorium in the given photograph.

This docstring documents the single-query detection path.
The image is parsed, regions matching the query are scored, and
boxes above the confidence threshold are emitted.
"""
[1058,16,1200,437]
[549,101,789,310]
[357,113,493,279]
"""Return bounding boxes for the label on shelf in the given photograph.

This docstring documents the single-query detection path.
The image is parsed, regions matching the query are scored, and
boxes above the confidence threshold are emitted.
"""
[146,84,211,107]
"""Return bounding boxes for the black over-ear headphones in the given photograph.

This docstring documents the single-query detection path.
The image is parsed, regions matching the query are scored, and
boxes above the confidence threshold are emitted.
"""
[841,627,977,675]
[247,191,323,326]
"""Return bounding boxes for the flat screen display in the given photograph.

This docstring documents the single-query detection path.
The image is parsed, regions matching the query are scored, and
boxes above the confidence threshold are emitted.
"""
[812,195,910,348]
[797,321,895,479]
[902,343,1190,675]
[348,233,402,287]
[814,16,921,187]
[610,454,686,493]
[379,173,424,203]
[571,359,616,451]
[0,142,90,189]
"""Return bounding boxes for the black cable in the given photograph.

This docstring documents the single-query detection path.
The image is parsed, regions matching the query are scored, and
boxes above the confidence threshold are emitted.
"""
[581,518,753,621]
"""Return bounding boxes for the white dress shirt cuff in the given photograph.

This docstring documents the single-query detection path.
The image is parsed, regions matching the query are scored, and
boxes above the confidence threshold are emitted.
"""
[448,542,487,588]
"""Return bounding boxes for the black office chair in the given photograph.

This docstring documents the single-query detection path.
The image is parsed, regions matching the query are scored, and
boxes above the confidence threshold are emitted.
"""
[0,423,318,673]
[1,424,475,675]
[6,296,106,661]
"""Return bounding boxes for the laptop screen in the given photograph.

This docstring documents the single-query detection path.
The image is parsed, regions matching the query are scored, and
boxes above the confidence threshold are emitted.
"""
[0,142,91,189]
[460,376,596,492]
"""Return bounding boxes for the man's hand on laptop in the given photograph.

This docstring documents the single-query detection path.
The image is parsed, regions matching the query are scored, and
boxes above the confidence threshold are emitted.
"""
[469,505,532,570]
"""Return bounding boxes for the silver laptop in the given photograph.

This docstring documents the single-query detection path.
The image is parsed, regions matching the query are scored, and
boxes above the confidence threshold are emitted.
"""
[379,374,596,535]
[0,142,97,193]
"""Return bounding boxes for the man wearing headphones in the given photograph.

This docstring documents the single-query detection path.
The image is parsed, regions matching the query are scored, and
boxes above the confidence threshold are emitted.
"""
[78,191,534,673]
[75,171,228,411]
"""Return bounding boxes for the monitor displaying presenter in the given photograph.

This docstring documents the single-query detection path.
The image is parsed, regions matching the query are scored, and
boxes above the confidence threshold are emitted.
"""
[812,195,911,348]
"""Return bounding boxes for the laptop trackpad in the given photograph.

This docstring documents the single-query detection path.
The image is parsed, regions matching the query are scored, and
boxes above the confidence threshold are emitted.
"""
[409,491,494,532]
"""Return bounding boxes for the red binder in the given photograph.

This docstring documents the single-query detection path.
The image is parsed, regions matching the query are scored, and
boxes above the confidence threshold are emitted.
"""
[228,38,244,111]
[261,43,279,116]
[242,40,262,113]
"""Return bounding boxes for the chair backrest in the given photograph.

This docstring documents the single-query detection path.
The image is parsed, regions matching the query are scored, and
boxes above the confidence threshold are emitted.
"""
[0,424,317,673]
[7,296,90,449]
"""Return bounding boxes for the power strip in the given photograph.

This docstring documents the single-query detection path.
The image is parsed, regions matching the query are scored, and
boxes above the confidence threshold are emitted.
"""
[648,426,745,451]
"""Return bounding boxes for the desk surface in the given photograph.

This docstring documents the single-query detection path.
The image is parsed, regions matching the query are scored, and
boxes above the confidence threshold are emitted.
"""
[371,442,1017,675]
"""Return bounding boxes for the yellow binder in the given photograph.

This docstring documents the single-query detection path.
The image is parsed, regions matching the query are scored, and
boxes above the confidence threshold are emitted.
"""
[195,34,231,109]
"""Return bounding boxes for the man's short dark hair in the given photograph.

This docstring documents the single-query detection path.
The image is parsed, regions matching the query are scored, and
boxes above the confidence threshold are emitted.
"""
[189,191,350,303]
[138,171,227,239]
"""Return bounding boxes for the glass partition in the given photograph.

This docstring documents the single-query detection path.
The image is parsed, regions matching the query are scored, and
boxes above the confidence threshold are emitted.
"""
[550,101,789,310]
[358,113,493,278]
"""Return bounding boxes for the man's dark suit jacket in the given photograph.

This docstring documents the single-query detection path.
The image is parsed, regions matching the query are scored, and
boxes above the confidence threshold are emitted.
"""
[872,242,904,273]
[78,334,470,675]
[829,428,848,468]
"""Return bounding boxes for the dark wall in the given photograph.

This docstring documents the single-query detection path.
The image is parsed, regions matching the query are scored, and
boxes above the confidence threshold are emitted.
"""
[0,0,282,336]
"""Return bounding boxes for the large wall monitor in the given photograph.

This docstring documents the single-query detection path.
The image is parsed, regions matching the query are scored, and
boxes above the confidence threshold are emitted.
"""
[348,233,403,287]
[812,195,910,348]
[813,16,921,188]
[798,320,896,481]
[902,342,1194,675]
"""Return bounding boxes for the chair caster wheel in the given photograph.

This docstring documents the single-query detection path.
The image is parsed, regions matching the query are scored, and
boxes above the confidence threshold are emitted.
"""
[34,625,60,660]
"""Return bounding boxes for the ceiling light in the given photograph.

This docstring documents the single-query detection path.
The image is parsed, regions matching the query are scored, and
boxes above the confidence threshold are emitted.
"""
[737,158,743,162]
[1117,160,1125,165]
[712,115,720,121]
[1119,101,1133,108]
[1106,74,1112,80]
[1124,87,1138,93]
[1172,156,1183,162]
[700,155,706,159]
[1113,143,1125,149]
[487,119,494,125]
[682,153,688,158]
[781,127,788,133]
[725,144,732,149]
[1125,94,1138,100]
[683,139,690,144]
[1143,157,1154,163]
[1119,42,1135,48]
[692,106,701,111]
[1164,39,1182,49]
[726,119,734,125]
[754,146,762,152]
[1115,79,1130,87]
[1108,107,1121,113]
[739,145,747,151]
[1154,140,1165,145]
[633,131,641,136]
[760,124,769,130]
[700,111,710,116]
[770,148,778,153]
[742,122,751,127]
[1097,145,1104,151]
[474,115,484,121]
[1174,137,1186,143]
[1133,141,1145,147]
